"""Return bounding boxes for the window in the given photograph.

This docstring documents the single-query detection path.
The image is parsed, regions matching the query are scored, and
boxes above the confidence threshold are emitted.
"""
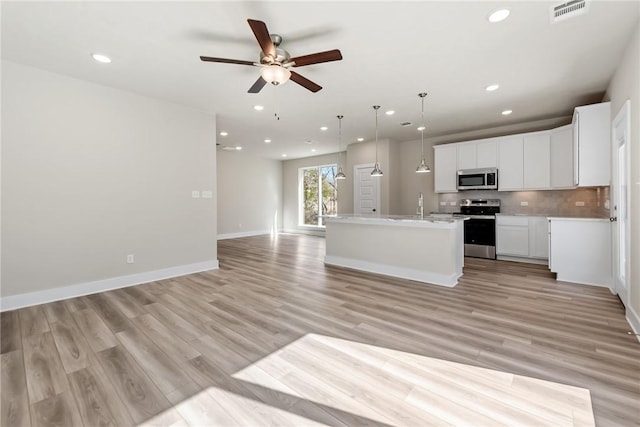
[299,164,338,227]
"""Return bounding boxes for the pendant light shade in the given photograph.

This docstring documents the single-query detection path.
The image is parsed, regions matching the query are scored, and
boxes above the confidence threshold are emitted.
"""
[416,92,431,174]
[371,105,383,177]
[335,115,347,180]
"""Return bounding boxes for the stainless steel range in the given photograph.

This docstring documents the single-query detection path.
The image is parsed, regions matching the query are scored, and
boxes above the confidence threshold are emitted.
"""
[459,199,500,260]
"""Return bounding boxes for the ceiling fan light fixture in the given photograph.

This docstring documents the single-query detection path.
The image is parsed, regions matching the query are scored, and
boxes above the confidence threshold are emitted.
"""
[261,64,291,85]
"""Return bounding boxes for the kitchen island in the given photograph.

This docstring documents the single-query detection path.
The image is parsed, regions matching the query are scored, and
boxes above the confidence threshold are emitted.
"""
[324,214,467,287]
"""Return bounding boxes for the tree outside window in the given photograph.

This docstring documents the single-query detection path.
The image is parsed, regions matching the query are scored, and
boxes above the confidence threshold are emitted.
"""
[301,165,337,227]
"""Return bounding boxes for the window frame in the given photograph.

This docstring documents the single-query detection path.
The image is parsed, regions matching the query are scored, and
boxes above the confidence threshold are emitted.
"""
[298,163,338,228]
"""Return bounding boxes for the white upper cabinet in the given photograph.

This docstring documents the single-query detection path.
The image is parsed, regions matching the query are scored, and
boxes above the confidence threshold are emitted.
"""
[523,131,551,189]
[497,137,524,191]
[433,144,458,193]
[573,102,611,187]
[457,140,497,170]
[550,124,574,189]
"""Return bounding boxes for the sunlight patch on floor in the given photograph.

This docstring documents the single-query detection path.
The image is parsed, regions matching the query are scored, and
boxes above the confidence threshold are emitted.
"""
[232,333,596,426]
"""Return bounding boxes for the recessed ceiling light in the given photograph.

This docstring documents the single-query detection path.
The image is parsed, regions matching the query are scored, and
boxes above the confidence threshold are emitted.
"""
[311,149,317,152]
[92,53,111,63]
[357,137,364,142]
[235,146,242,150]
[253,105,264,111]
[281,154,287,157]
[485,84,500,92]
[417,126,426,131]
[488,9,510,23]
[320,126,328,131]
[502,109,513,115]
[219,131,228,136]
[385,110,395,115]
[264,139,271,143]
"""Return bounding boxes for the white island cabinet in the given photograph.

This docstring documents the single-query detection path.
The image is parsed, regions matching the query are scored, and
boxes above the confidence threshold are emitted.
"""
[324,215,466,287]
[548,218,612,288]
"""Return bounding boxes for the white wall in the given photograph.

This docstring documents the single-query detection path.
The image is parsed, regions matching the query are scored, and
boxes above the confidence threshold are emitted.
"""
[1,61,217,306]
[216,150,282,238]
[604,23,640,329]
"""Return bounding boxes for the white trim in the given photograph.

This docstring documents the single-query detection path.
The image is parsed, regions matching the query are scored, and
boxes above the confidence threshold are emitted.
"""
[626,304,640,343]
[324,255,460,288]
[353,163,380,215]
[0,260,219,312]
[217,230,272,240]
[497,255,548,265]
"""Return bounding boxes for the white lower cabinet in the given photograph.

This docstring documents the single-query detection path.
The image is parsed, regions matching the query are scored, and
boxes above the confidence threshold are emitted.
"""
[496,215,548,263]
[548,218,612,287]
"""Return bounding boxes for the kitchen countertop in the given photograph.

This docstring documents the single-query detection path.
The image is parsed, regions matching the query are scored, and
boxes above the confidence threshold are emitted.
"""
[496,213,609,220]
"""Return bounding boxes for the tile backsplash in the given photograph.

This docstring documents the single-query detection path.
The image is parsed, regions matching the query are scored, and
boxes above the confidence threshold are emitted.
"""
[438,187,610,218]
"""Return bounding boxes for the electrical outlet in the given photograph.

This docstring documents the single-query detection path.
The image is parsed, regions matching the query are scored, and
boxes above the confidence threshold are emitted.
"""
[127,254,134,264]
[575,201,585,207]
[202,190,213,199]
[192,190,200,198]
[520,201,529,207]
[450,201,457,206]
[440,201,446,206]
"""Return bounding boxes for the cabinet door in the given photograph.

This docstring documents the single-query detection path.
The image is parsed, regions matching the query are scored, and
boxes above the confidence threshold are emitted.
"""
[550,125,574,188]
[476,140,497,168]
[497,137,524,190]
[457,144,476,170]
[523,132,551,189]
[574,102,611,187]
[528,217,549,259]
[496,225,529,256]
[434,145,458,193]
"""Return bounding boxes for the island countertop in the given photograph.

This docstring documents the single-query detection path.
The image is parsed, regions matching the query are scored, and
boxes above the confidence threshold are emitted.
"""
[323,214,468,229]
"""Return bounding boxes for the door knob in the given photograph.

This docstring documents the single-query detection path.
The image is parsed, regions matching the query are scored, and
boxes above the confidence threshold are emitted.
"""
[372,208,376,212]
[610,217,618,222]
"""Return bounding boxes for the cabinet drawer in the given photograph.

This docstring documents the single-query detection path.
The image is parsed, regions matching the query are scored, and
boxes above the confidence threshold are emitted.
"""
[496,216,528,227]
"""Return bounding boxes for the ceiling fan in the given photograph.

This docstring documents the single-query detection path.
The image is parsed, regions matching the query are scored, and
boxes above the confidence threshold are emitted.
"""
[200,19,342,93]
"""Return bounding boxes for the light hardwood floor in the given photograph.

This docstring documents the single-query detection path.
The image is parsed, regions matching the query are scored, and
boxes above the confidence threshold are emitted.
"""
[1,233,639,426]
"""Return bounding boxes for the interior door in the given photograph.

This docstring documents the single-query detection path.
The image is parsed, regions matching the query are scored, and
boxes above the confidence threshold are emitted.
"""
[353,163,380,214]
[611,100,630,308]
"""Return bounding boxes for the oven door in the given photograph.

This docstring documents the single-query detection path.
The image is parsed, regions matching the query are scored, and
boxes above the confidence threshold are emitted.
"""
[464,217,496,259]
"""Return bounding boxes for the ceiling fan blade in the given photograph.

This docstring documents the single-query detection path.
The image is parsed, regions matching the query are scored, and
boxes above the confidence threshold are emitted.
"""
[200,56,256,66]
[248,76,268,93]
[290,71,322,93]
[247,19,276,59]
[289,49,343,67]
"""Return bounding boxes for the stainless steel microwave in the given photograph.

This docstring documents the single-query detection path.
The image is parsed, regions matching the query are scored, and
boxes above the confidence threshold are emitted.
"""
[457,168,498,190]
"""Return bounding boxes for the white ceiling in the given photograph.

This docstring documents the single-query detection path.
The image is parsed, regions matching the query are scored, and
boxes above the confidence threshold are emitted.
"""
[2,1,638,159]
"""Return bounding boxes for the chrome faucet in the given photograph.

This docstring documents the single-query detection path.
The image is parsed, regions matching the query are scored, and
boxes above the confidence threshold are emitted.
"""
[417,192,424,219]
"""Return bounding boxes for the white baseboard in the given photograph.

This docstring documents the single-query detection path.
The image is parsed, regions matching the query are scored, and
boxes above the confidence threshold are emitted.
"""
[217,230,273,240]
[626,304,640,343]
[497,255,549,266]
[324,255,460,288]
[0,260,219,312]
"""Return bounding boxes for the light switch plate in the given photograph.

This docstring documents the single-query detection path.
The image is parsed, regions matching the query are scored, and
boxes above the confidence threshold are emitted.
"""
[520,201,529,207]
[575,201,585,207]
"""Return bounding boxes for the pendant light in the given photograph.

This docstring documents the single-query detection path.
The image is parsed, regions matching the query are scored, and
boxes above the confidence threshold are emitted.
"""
[371,105,383,177]
[335,115,346,180]
[416,92,431,173]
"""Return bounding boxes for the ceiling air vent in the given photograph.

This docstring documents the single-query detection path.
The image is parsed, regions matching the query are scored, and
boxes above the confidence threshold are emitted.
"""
[400,122,413,127]
[551,0,589,23]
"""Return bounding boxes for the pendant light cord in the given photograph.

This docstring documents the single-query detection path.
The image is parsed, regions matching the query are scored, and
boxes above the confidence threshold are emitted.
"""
[374,105,380,163]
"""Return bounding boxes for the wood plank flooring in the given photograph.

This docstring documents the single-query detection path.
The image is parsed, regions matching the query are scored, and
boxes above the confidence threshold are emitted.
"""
[1,233,639,426]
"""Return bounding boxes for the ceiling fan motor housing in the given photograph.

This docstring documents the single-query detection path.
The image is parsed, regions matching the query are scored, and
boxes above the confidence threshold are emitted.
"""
[260,46,290,65]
